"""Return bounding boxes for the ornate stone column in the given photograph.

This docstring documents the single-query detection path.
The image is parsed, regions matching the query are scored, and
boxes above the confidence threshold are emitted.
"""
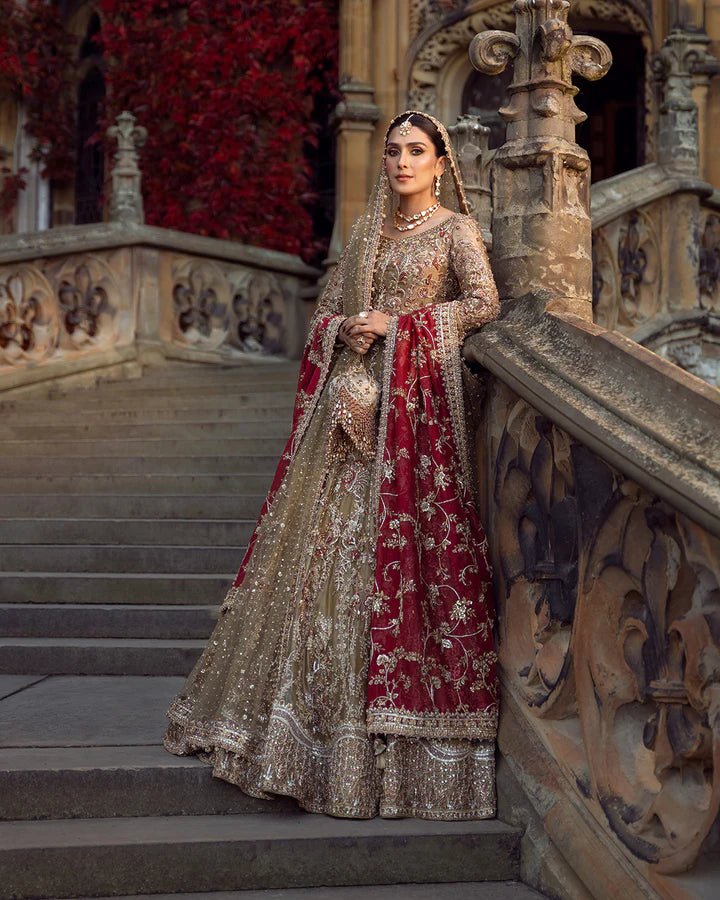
[469,0,611,320]
[325,0,380,266]
[653,27,720,311]
[654,24,720,177]
[447,115,492,236]
[106,111,147,225]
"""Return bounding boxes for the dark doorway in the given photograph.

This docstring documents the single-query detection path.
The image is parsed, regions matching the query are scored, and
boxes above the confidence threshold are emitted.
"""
[574,29,646,181]
[74,14,105,224]
[461,27,645,182]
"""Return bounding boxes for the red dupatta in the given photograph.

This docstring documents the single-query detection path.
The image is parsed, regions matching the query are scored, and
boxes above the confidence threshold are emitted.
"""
[367,303,497,740]
[231,301,497,742]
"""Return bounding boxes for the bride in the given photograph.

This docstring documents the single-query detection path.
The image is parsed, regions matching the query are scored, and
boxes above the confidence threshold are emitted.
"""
[163,109,501,820]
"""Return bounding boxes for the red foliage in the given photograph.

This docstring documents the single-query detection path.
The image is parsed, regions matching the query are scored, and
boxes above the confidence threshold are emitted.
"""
[0,0,76,186]
[98,0,339,259]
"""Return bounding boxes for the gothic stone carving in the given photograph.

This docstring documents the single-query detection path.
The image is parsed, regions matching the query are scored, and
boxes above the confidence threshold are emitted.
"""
[54,257,120,350]
[107,111,147,225]
[171,257,287,356]
[492,391,720,875]
[592,206,661,332]
[700,212,720,310]
[0,267,58,365]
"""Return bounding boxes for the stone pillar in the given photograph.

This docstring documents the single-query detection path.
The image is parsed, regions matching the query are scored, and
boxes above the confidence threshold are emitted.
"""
[657,25,720,180]
[469,0,611,320]
[326,0,380,266]
[106,111,147,225]
[447,115,492,236]
[653,27,720,310]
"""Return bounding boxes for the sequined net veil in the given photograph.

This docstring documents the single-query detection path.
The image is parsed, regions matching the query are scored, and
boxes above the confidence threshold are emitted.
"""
[163,109,501,819]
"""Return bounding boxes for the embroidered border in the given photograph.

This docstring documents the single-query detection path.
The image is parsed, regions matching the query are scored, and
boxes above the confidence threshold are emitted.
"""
[437,302,473,491]
[370,315,399,538]
[367,709,498,740]
[290,314,344,458]
[367,706,498,741]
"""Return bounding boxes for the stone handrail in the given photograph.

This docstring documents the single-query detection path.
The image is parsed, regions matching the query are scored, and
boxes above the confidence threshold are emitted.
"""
[464,300,720,895]
[0,222,320,395]
[590,165,720,388]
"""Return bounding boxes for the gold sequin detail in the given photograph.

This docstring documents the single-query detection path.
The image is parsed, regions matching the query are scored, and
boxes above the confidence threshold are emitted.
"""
[163,215,499,819]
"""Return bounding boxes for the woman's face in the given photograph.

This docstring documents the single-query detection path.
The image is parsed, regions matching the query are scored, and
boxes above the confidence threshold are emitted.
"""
[384,124,446,201]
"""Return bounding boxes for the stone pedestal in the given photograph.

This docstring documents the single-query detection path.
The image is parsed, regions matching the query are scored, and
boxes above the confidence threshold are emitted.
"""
[469,0,611,320]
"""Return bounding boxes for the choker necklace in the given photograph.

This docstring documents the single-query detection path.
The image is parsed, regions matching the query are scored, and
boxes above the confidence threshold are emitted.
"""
[393,201,440,232]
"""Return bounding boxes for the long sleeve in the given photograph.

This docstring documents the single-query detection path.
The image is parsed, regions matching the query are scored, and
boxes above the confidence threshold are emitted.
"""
[448,215,500,338]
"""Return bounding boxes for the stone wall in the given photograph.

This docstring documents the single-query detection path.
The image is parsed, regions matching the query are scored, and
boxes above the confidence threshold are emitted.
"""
[0,222,319,394]
[464,297,720,898]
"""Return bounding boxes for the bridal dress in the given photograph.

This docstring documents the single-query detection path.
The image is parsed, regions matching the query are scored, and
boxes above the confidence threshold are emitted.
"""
[163,113,501,820]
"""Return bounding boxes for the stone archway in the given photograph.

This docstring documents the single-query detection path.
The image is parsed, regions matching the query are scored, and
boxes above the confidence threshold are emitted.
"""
[405,0,657,164]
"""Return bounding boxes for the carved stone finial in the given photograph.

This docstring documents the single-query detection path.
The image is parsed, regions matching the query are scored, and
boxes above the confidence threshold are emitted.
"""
[107,111,148,225]
[468,1,612,321]
[469,0,611,143]
[447,115,492,234]
[653,28,720,173]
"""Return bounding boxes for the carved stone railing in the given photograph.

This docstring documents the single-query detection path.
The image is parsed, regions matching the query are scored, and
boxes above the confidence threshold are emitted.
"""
[0,222,319,394]
[463,5,720,896]
[465,298,720,897]
[588,22,720,387]
[591,164,714,332]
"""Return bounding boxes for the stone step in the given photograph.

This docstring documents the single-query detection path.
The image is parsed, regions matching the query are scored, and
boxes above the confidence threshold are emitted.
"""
[0,518,255,545]
[0,437,287,458]
[77,886,544,900]
[0,573,232,604]
[0,544,245,574]
[0,494,265,519]
[0,455,278,476]
[0,637,204,675]
[6,402,295,424]
[0,745,300,820]
[79,371,298,391]
[0,813,520,898]
[1,473,273,495]
[0,604,218,638]
[0,420,292,440]
[22,388,298,408]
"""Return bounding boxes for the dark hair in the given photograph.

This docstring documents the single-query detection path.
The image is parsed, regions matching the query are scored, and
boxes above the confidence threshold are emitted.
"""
[386,113,446,158]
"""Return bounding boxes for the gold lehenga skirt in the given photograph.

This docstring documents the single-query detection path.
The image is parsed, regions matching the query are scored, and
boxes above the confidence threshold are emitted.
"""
[163,347,496,819]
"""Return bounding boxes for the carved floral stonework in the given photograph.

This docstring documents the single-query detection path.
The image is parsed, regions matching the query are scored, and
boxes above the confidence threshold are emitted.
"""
[592,206,661,332]
[490,390,720,875]
[700,213,720,310]
[0,268,58,365]
[171,257,288,356]
[54,257,121,350]
[172,260,230,351]
[0,253,129,370]
[228,269,286,354]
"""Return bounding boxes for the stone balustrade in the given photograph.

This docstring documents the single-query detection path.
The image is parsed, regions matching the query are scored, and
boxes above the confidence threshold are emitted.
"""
[464,296,720,896]
[0,222,319,394]
[464,4,720,896]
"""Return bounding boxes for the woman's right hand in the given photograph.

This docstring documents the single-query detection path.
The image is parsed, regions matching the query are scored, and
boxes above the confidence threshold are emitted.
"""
[338,316,376,356]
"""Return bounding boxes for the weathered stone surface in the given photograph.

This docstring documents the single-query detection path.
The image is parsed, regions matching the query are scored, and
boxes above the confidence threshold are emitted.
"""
[465,296,720,890]
[470,0,611,319]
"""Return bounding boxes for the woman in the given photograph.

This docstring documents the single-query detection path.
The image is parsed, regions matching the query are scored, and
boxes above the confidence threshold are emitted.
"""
[163,110,501,820]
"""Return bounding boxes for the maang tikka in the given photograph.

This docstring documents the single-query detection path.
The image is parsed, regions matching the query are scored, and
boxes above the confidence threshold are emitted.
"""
[398,116,413,136]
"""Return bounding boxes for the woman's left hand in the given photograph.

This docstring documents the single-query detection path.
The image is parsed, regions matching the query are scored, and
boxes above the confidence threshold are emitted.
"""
[341,310,391,341]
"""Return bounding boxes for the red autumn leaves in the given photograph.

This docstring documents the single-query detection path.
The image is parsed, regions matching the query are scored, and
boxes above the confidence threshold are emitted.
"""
[0,1,338,260]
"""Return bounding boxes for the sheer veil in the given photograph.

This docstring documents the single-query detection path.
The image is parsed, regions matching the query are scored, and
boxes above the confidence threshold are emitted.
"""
[340,110,471,318]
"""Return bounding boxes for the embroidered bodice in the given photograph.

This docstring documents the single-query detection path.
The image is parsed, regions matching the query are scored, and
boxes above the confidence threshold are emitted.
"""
[371,213,499,335]
[314,212,500,342]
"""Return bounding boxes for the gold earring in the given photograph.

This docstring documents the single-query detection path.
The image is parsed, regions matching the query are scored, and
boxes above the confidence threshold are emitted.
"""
[435,174,441,198]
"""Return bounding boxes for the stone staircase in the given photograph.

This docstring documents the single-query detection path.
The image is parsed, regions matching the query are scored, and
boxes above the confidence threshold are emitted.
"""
[0,362,537,899]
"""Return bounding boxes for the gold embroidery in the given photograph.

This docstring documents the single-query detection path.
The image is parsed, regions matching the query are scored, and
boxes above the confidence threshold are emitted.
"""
[163,217,499,820]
